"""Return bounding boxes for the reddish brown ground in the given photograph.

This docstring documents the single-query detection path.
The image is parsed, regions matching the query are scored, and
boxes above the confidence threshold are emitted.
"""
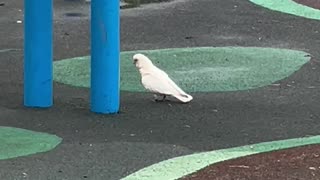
[181,144,320,180]
[293,0,320,9]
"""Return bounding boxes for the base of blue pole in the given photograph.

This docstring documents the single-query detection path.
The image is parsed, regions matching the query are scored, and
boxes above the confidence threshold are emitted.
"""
[24,0,53,108]
[90,0,120,114]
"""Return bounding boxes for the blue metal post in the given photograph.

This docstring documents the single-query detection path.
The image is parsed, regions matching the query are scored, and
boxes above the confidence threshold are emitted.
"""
[24,0,53,107]
[91,0,120,113]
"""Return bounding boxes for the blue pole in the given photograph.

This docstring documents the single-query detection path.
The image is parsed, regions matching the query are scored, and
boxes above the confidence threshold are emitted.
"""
[91,0,120,113]
[24,0,53,107]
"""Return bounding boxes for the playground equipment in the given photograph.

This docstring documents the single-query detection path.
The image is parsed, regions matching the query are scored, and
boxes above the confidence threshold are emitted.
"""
[24,0,120,114]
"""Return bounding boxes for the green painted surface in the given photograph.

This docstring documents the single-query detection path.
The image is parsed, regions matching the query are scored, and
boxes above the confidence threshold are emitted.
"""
[121,135,320,180]
[54,47,310,92]
[0,126,62,160]
[0,49,20,53]
[249,0,320,20]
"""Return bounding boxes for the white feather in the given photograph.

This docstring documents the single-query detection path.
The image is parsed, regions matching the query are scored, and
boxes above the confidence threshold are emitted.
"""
[133,53,193,103]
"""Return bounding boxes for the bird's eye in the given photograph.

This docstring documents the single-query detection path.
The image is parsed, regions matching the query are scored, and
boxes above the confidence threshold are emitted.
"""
[134,59,138,63]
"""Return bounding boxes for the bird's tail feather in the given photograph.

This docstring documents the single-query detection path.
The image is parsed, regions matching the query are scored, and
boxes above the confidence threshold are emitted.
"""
[166,77,193,103]
[173,93,193,103]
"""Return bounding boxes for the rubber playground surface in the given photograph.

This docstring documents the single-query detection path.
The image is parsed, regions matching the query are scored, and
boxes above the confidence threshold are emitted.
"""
[1,0,320,179]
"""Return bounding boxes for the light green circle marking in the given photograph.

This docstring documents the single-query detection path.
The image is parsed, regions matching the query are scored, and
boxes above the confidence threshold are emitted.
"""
[121,135,320,180]
[249,0,320,20]
[0,126,62,160]
[53,47,310,92]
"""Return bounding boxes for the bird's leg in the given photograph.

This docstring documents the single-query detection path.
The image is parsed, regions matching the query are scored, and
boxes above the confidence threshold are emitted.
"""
[153,94,160,102]
[161,95,167,101]
[154,94,166,102]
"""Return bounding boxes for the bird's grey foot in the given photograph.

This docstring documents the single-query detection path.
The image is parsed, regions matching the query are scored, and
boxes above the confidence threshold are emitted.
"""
[161,95,167,101]
[154,94,166,102]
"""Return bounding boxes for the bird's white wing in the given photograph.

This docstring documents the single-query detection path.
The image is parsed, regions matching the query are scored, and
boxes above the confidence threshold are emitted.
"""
[153,67,189,95]
[160,74,193,103]
[138,61,193,102]
[141,73,175,95]
[142,73,193,103]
